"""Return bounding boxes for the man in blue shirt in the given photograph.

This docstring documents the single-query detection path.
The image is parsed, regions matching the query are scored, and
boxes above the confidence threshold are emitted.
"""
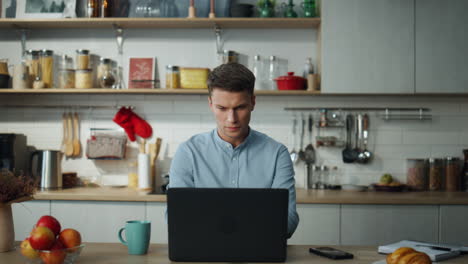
[169,63,299,238]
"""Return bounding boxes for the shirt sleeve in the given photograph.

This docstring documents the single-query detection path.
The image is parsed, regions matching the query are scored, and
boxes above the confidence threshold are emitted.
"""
[271,145,300,239]
[168,142,195,188]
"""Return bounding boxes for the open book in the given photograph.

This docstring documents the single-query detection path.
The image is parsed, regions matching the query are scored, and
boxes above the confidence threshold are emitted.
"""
[378,240,468,262]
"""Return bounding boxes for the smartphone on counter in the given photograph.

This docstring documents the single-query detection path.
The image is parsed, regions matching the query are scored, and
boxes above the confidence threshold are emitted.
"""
[309,247,354,260]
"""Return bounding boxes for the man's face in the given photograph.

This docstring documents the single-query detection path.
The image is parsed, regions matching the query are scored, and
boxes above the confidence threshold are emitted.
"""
[209,89,256,147]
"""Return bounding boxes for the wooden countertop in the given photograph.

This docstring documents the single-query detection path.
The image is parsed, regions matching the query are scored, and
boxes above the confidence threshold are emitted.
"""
[32,187,468,205]
[2,243,467,264]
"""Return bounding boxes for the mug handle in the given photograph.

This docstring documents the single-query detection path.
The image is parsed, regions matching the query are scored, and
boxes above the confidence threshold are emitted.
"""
[118,227,127,246]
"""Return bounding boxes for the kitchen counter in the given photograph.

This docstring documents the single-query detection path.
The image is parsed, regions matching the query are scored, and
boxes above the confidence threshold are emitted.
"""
[2,243,467,264]
[32,187,468,205]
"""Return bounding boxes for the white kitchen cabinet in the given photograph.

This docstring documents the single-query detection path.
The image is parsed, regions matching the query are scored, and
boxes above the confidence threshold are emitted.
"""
[415,0,468,93]
[12,201,50,241]
[51,201,145,243]
[341,205,438,245]
[321,0,414,94]
[439,205,468,245]
[146,202,168,244]
[288,204,340,245]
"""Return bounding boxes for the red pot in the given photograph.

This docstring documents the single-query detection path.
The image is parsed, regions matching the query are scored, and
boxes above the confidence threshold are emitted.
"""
[275,72,306,90]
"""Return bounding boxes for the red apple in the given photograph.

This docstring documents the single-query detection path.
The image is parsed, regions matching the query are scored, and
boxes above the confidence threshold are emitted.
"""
[58,228,82,250]
[36,215,61,236]
[29,226,55,250]
[20,238,39,260]
[40,240,66,264]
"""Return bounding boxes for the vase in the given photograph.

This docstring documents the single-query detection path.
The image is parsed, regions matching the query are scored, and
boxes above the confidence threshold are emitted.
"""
[0,204,15,252]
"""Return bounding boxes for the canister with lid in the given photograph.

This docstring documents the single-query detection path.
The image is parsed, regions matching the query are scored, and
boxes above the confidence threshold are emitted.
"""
[97,58,115,88]
[75,69,93,89]
[25,50,40,82]
[428,158,443,191]
[40,50,54,88]
[76,49,90,70]
[406,158,428,191]
[445,157,460,191]
[165,65,180,89]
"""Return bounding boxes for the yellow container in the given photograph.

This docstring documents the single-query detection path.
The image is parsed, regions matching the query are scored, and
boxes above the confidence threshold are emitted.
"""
[179,67,210,89]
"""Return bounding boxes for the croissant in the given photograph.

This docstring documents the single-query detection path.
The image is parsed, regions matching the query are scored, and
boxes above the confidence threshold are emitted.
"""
[386,247,432,264]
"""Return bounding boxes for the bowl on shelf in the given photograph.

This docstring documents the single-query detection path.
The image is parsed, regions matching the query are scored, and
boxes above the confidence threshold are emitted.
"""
[17,244,85,264]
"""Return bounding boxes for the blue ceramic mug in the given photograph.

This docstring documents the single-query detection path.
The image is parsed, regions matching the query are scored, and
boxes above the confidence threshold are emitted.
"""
[118,220,151,255]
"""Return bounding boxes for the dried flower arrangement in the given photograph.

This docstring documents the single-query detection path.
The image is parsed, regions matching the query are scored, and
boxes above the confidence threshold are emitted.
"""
[0,169,37,205]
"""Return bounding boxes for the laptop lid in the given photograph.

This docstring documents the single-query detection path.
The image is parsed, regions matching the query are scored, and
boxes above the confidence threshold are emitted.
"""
[167,188,288,262]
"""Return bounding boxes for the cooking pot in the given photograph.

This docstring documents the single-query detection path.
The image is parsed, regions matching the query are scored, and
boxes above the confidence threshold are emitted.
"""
[30,150,62,190]
[275,72,306,90]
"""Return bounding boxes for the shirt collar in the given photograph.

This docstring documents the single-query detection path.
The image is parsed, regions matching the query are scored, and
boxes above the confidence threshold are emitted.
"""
[213,127,254,150]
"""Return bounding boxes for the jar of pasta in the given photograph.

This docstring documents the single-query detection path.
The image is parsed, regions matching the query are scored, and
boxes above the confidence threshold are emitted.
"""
[40,50,54,88]
[406,158,428,191]
[76,49,90,70]
[25,50,40,84]
[75,69,93,89]
[428,158,443,191]
[445,157,460,192]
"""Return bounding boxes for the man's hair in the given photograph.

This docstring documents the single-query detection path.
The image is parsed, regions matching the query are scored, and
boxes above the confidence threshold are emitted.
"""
[207,63,255,96]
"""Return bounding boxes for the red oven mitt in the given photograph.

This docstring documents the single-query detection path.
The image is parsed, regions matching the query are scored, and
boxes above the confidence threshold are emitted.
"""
[113,107,153,141]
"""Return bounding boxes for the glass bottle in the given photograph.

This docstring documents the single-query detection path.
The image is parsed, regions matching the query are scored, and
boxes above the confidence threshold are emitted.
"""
[101,0,111,17]
[301,0,316,18]
[135,0,161,17]
[282,0,297,18]
[25,50,40,83]
[87,0,100,17]
[252,55,265,91]
[303,57,314,78]
[268,55,278,90]
[162,0,179,17]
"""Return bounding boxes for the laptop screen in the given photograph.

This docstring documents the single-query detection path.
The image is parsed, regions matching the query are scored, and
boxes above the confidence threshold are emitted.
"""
[167,188,288,262]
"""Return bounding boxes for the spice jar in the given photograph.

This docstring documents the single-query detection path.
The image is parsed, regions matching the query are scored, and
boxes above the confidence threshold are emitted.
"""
[165,65,180,89]
[75,69,93,89]
[428,158,443,191]
[222,50,238,64]
[40,50,54,88]
[76,49,90,70]
[406,158,428,191]
[25,50,40,84]
[445,157,460,192]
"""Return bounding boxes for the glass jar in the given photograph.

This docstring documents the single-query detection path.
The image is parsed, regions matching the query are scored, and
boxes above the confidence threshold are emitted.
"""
[40,50,54,88]
[222,50,238,64]
[75,69,93,89]
[463,149,468,192]
[25,50,40,83]
[165,65,180,89]
[87,0,100,17]
[76,49,90,70]
[406,158,428,191]
[428,158,443,191]
[58,69,75,89]
[445,157,460,192]
[97,58,115,88]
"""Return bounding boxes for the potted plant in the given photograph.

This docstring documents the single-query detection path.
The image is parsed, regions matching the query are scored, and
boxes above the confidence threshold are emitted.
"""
[0,169,36,252]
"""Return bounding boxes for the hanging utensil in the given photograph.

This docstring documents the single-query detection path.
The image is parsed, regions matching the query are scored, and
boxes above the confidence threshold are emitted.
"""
[342,114,357,163]
[290,118,298,163]
[358,114,373,163]
[297,114,306,163]
[64,112,74,158]
[72,112,81,157]
[304,114,316,190]
[355,114,366,163]
[60,113,68,154]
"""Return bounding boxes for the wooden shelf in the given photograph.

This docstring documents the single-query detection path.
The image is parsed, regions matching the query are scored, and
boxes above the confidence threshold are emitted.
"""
[0,88,322,95]
[0,18,321,29]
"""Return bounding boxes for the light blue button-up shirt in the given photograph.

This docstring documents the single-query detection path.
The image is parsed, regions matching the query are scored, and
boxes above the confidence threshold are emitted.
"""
[168,128,299,238]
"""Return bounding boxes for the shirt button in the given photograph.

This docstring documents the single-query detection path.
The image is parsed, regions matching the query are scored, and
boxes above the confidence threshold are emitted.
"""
[226,144,230,148]
[232,157,236,161]
[232,181,236,184]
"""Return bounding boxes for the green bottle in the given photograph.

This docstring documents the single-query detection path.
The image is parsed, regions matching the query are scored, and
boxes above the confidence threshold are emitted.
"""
[301,0,316,18]
[258,0,275,18]
[283,0,298,18]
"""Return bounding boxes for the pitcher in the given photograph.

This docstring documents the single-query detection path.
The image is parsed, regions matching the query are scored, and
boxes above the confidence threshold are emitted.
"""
[30,150,62,190]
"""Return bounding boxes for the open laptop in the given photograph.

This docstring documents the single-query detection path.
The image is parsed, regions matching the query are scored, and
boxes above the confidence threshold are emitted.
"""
[167,188,289,262]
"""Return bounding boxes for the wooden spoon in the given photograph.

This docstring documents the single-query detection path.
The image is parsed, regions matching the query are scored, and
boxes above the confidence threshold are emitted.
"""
[64,113,74,158]
[72,112,81,157]
[61,113,68,154]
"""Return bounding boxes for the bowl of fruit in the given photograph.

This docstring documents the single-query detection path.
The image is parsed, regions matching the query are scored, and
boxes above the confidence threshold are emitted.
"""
[371,173,406,192]
[18,215,84,264]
